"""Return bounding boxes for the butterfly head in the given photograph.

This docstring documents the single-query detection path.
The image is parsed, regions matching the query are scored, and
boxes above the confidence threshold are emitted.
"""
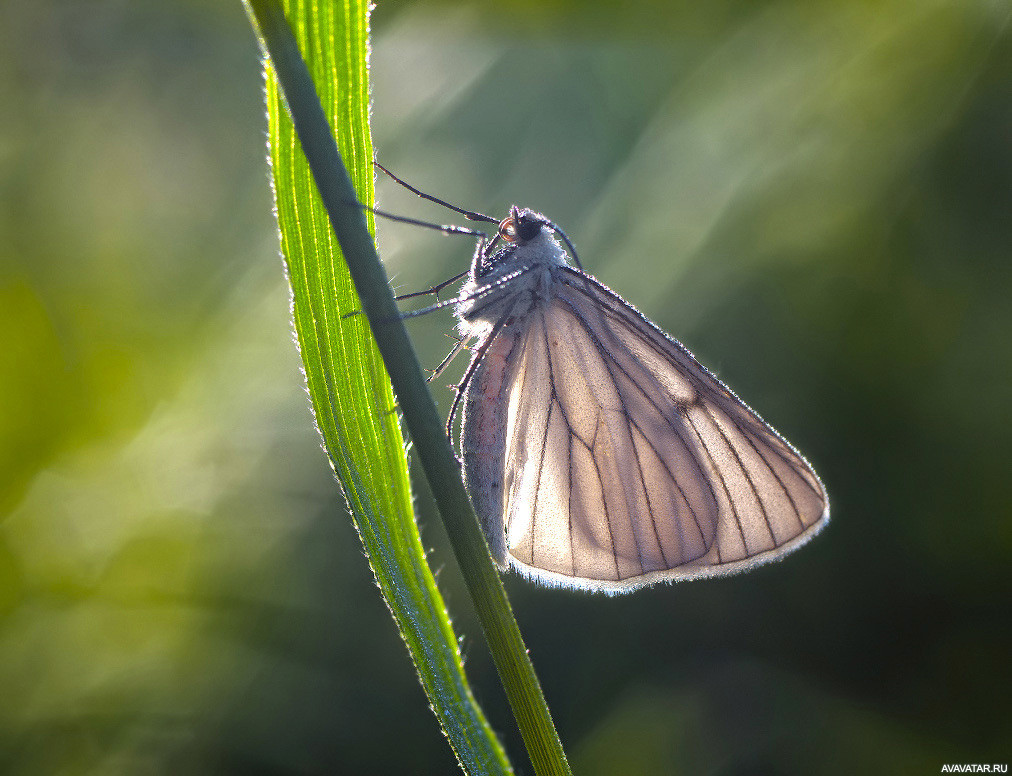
[497,206,547,245]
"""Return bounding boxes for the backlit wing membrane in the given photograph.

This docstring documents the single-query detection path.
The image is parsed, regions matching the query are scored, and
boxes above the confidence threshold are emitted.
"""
[490,269,828,591]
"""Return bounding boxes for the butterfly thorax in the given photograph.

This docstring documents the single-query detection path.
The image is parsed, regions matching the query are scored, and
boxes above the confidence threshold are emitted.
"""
[455,221,570,333]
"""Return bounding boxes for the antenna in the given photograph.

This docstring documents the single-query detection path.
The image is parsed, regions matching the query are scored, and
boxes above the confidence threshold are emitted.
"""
[375,161,498,225]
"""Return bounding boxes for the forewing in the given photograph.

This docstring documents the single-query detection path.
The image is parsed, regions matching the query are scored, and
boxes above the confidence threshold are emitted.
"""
[499,269,828,591]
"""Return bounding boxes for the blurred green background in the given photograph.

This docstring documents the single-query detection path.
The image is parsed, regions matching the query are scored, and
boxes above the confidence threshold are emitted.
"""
[1,1,1009,774]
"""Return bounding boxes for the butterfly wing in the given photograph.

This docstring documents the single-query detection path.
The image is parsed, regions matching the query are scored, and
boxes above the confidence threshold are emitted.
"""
[462,267,828,592]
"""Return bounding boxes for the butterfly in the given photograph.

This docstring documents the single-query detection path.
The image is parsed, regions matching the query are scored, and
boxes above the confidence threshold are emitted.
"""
[382,167,829,593]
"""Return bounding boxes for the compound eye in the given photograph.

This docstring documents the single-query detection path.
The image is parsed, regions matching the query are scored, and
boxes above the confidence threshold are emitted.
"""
[498,216,518,242]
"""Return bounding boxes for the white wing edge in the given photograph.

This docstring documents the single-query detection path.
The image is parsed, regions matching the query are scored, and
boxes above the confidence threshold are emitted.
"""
[507,502,829,594]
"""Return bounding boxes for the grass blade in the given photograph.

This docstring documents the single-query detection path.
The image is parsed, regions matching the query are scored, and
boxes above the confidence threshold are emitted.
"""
[244,1,512,772]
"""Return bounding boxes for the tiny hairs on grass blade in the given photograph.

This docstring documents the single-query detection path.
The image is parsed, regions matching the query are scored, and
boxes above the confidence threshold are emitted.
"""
[379,166,830,594]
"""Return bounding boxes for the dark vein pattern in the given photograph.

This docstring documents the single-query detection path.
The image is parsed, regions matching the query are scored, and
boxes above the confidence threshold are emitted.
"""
[460,268,829,591]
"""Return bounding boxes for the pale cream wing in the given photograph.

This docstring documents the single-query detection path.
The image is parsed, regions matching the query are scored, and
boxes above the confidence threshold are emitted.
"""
[499,269,828,591]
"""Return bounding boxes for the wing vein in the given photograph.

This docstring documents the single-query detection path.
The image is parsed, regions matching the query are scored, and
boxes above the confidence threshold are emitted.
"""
[628,415,709,552]
[554,294,720,525]
[556,297,671,574]
[681,410,744,563]
[627,413,670,569]
[699,404,777,547]
[734,425,806,530]
[526,318,557,568]
[569,271,826,506]
[567,405,576,577]
[586,435,621,580]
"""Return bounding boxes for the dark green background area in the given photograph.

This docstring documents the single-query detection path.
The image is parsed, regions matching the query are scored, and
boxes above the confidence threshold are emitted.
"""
[1,2,1008,774]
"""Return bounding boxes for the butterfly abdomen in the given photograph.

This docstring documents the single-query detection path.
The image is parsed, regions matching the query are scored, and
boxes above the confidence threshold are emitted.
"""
[460,324,526,566]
